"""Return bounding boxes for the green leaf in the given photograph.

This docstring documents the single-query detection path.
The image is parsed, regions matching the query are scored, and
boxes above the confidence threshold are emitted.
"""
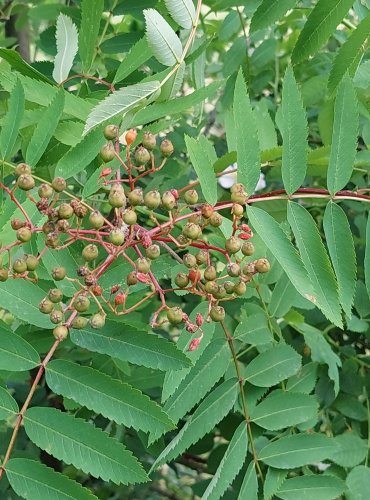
[26,89,65,166]
[247,206,314,301]
[202,421,248,500]
[0,78,24,160]
[184,135,217,205]
[55,126,105,178]
[287,202,342,327]
[70,322,192,371]
[151,378,238,469]
[250,390,318,430]
[292,0,354,64]
[346,466,370,500]
[79,0,103,72]
[164,0,196,29]
[286,362,318,394]
[365,214,370,298]
[144,9,182,66]
[323,202,356,317]
[0,49,52,84]
[52,14,78,84]
[159,61,186,101]
[251,0,299,32]
[259,433,336,468]
[281,66,308,195]
[233,69,261,194]
[329,433,368,467]
[113,38,151,84]
[84,81,160,135]
[327,74,358,194]
[0,328,40,371]
[0,280,51,328]
[234,313,272,345]
[328,14,370,94]
[24,407,148,485]
[276,474,345,500]
[244,344,301,387]
[264,468,288,500]
[6,458,98,500]
[46,360,174,434]
[237,461,258,500]
[0,385,18,420]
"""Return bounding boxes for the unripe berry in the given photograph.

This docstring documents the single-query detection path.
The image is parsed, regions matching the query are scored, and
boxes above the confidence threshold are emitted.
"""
[17,174,35,191]
[39,298,54,314]
[136,257,151,273]
[204,280,219,294]
[77,265,89,277]
[231,182,246,194]
[183,253,197,268]
[16,227,32,242]
[100,142,115,162]
[109,228,125,246]
[142,131,156,150]
[123,209,137,225]
[160,139,174,157]
[48,288,63,303]
[128,188,144,206]
[241,242,255,256]
[47,208,59,221]
[227,262,241,277]
[84,274,96,287]
[204,265,217,281]
[114,292,125,305]
[162,191,176,210]
[175,272,189,288]
[231,191,247,204]
[127,271,138,286]
[188,268,201,283]
[209,212,222,227]
[182,222,202,240]
[167,306,183,324]
[0,269,8,281]
[177,235,190,247]
[43,221,56,234]
[108,184,126,208]
[52,266,66,281]
[144,190,161,210]
[13,258,27,274]
[225,236,241,255]
[74,295,90,312]
[38,183,53,199]
[233,280,247,296]
[51,177,66,192]
[184,189,199,205]
[92,284,103,296]
[82,244,99,262]
[214,285,227,299]
[104,124,118,140]
[45,232,59,248]
[196,250,208,265]
[11,218,26,230]
[188,214,201,224]
[125,128,137,145]
[89,313,106,329]
[134,146,151,164]
[50,310,64,324]
[243,262,255,275]
[210,306,225,322]
[255,258,271,273]
[89,210,105,229]
[201,204,214,219]
[232,203,244,217]
[53,325,69,340]
[146,244,160,260]
[72,316,88,329]
[58,203,74,219]
[224,281,235,294]
[15,163,31,177]
[56,219,70,232]
[25,254,39,271]
[72,202,88,218]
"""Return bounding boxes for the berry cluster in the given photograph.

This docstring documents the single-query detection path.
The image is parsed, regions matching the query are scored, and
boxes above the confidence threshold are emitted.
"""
[0,126,270,349]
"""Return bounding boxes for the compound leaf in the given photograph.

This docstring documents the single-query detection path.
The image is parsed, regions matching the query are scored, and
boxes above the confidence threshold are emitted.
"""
[164,0,195,29]
[276,474,345,500]
[144,9,182,66]
[251,0,299,32]
[0,385,18,420]
[79,0,103,72]
[0,78,24,160]
[52,14,78,84]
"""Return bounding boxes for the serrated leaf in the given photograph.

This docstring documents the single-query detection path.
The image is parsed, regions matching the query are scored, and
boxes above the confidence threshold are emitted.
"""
[251,0,299,32]
[0,328,40,371]
[151,378,238,469]
[247,206,314,302]
[329,433,367,467]
[276,474,345,500]
[202,421,248,500]
[250,390,318,430]
[0,78,24,160]
[244,344,301,387]
[26,89,65,166]
[327,75,358,194]
[6,458,98,500]
[55,126,105,178]
[292,0,354,64]
[24,407,148,485]
[238,461,258,500]
[144,9,182,66]
[160,61,185,101]
[259,433,336,468]
[281,66,308,194]
[234,69,261,194]
[84,81,160,135]
[164,0,196,29]
[328,14,370,94]
[234,313,272,345]
[52,14,78,84]
[0,49,52,83]
[70,322,192,371]
[365,214,370,298]
[113,38,152,84]
[264,468,288,500]
[0,385,18,420]
[46,360,174,434]
[346,466,370,500]
[323,202,356,317]
[286,362,318,394]
[287,202,342,327]
[184,134,217,205]
[79,0,103,72]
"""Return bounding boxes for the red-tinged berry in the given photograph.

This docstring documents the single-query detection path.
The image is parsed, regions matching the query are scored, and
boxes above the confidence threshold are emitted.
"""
[136,257,151,274]
[100,142,115,163]
[241,242,255,256]
[16,227,32,242]
[74,295,90,313]
[145,244,160,260]
[82,244,99,262]
[125,128,137,145]
[209,212,222,227]
[72,316,88,329]
[127,271,138,286]
[38,183,53,199]
[53,325,69,340]
[50,310,64,324]
[167,306,183,324]
[84,274,96,287]
[15,163,31,177]
[142,131,156,150]
[48,288,63,303]
[51,177,66,192]
[17,174,35,191]
[89,313,105,329]
[11,218,26,230]
[128,188,144,206]
[39,298,54,314]
[114,292,125,305]
[210,305,225,322]
[109,228,125,246]
[195,313,204,327]
[160,139,174,157]
[255,258,270,273]
[225,236,241,255]
[188,337,201,351]
[92,284,103,296]
[204,265,217,281]
[134,145,151,165]
[13,258,27,274]
[52,266,66,281]
[184,189,199,205]
[175,272,189,288]
[110,284,120,294]
[144,190,161,210]
[89,210,105,229]
[162,190,176,210]
[104,124,118,140]
[189,268,201,283]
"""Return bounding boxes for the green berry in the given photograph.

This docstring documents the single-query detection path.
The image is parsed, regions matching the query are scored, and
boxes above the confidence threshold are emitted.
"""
[196,250,208,265]
[89,313,106,329]
[15,163,31,177]
[128,188,144,206]
[108,184,126,208]
[204,265,217,281]
[52,266,66,281]
[53,325,69,340]
[82,244,99,262]
[162,191,176,210]
[183,253,197,268]
[145,244,160,260]
[184,189,199,205]
[134,145,151,164]
[104,124,118,140]
[51,177,66,192]
[204,280,219,294]
[127,271,138,286]
[182,222,202,240]
[160,139,174,157]
[89,210,105,229]
[57,219,70,232]
[255,258,270,273]
[167,306,183,324]
[136,257,151,273]
[227,262,241,277]
[242,262,255,275]
[0,269,8,281]
[11,218,26,230]
[241,242,255,256]
[38,183,53,199]
[144,190,161,210]
[232,203,244,217]
[72,316,88,329]
[45,231,59,248]
[225,236,241,255]
[17,174,35,191]
[25,254,39,271]
[109,228,125,246]
[209,213,222,227]
[100,142,115,162]
[43,221,56,234]
[13,258,27,274]
[201,204,214,219]
[50,310,64,324]
[73,203,88,218]
[213,285,227,299]
[39,298,54,314]
[142,132,156,150]
[231,183,246,193]
[74,295,90,313]
[48,288,63,303]
[210,306,225,322]
[58,203,74,219]
[175,272,189,288]
[123,209,137,225]
[16,227,32,242]
[233,280,247,296]
[224,281,235,294]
